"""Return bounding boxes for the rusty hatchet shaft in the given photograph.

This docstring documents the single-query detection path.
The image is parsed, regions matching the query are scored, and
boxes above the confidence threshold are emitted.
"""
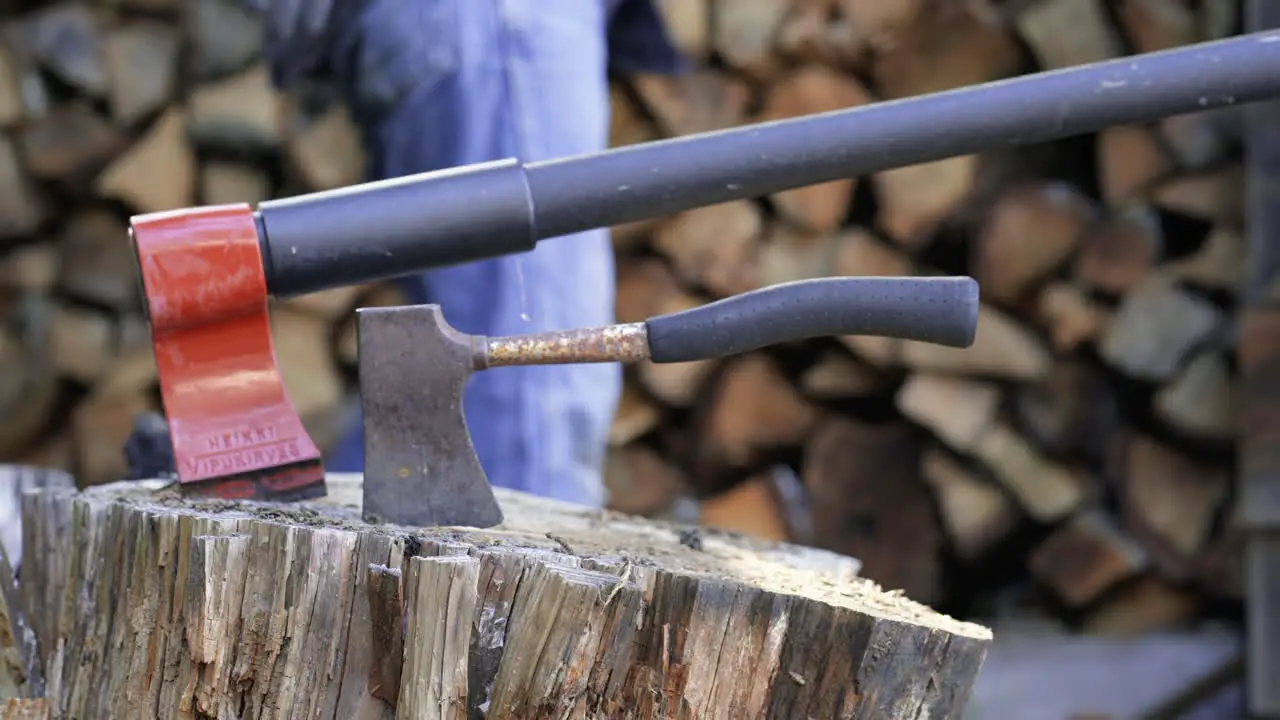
[357,275,979,528]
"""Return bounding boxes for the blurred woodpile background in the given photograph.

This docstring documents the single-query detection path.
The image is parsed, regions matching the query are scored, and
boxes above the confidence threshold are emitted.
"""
[0,0,1248,635]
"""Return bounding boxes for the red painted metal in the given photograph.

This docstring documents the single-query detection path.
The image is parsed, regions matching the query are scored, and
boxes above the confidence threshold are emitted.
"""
[129,204,325,500]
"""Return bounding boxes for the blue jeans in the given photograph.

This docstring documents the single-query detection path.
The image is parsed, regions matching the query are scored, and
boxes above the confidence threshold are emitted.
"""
[327,0,620,507]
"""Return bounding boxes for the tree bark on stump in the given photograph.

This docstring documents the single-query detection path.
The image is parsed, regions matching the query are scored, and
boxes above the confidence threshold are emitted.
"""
[15,474,992,719]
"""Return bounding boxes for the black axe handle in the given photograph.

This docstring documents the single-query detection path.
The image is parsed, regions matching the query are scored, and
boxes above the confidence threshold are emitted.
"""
[644,276,979,363]
[482,275,980,369]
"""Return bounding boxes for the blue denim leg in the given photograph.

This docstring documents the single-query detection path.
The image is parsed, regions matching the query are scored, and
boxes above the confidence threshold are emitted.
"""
[326,0,620,508]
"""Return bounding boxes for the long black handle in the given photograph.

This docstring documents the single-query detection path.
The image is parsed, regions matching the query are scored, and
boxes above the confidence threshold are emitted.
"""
[255,31,1280,298]
[526,30,1280,238]
[644,276,979,364]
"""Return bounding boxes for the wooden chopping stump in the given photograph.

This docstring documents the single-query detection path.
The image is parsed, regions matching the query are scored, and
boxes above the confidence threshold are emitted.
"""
[12,474,992,719]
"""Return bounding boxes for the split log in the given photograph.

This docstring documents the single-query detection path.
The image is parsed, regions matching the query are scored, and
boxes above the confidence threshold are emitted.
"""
[872,154,982,251]
[797,347,890,400]
[95,107,196,213]
[837,0,924,51]
[271,306,347,451]
[1152,346,1235,441]
[102,20,180,126]
[1194,505,1246,602]
[1116,0,1198,55]
[1012,357,1118,463]
[1151,166,1245,226]
[1162,224,1245,293]
[651,200,764,298]
[1200,0,1240,41]
[856,303,1054,381]
[709,0,790,81]
[757,66,869,233]
[693,353,819,481]
[17,476,993,719]
[186,63,282,151]
[1080,573,1202,636]
[831,227,913,277]
[1118,433,1231,580]
[56,210,138,311]
[1115,0,1232,170]
[0,137,46,240]
[609,218,662,255]
[804,416,944,605]
[90,344,156,401]
[867,0,1021,100]
[184,0,265,81]
[972,182,1096,307]
[920,447,1020,561]
[0,46,23,130]
[699,471,793,542]
[897,374,1086,522]
[654,0,710,60]
[48,301,113,385]
[200,160,271,205]
[279,285,365,322]
[775,0,868,71]
[1035,282,1113,352]
[17,103,124,185]
[1073,205,1164,296]
[608,378,662,447]
[629,69,751,137]
[0,245,57,295]
[758,226,844,285]
[603,443,687,517]
[1099,274,1227,383]
[1014,0,1124,70]
[1027,509,1149,608]
[608,84,660,152]
[69,380,157,487]
[1096,124,1175,205]
[5,3,108,98]
[0,298,59,460]
[286,102,365,192]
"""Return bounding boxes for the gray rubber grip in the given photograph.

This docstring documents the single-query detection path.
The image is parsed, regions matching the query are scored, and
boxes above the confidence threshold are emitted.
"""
[645,276,980,364]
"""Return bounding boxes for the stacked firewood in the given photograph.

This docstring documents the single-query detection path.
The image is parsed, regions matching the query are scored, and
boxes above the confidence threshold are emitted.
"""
[0,0,1247,631]
[606,0,1247,629]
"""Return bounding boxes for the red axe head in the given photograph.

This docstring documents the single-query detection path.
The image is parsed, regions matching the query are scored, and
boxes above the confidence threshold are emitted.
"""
[122,159,542,502]
[129,204,325,501]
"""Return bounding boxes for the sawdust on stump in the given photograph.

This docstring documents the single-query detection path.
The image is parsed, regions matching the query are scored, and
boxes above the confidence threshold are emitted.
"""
[16,474,992,719]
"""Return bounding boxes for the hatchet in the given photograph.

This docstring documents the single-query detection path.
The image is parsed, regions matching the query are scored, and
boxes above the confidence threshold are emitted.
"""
[356,275,978,528]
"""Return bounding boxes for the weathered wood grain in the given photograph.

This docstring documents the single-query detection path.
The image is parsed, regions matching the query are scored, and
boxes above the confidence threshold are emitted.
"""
[18,476,992,719]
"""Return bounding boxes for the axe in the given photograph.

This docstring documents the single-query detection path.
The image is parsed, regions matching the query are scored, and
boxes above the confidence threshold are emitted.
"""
[356,276,978,527]
[122,30,1280,519]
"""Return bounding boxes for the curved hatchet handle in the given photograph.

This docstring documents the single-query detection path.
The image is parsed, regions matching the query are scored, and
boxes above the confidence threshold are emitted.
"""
[644,276,980,364]
[480,276,979,368]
